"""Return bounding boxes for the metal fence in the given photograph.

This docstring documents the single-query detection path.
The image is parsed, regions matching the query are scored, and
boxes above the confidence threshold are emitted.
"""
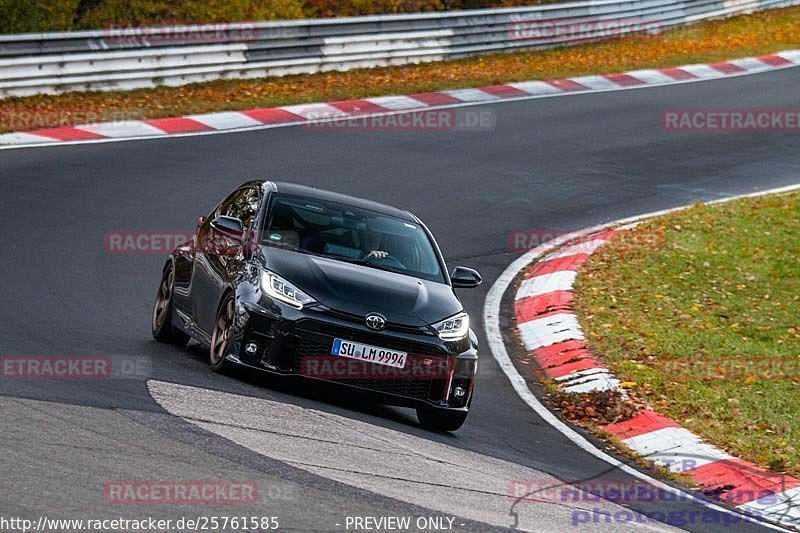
[0,0,796,98]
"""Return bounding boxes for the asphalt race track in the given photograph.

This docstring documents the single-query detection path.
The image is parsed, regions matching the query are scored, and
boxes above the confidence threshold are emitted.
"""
[2,65,799,532]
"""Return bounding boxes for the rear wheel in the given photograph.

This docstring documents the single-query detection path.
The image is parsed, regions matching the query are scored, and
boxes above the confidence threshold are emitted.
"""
[416,407,468,432]
[209,294,235,373]
[152,264,190,345]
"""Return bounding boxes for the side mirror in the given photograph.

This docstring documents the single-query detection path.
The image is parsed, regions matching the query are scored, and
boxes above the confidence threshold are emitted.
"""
[196,215,206,230]
[451,266,482,288]
[210,215,244,240]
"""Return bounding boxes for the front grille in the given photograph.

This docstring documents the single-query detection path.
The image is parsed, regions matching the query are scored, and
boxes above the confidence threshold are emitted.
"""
[290,323,448,402]
[295,319,445,356]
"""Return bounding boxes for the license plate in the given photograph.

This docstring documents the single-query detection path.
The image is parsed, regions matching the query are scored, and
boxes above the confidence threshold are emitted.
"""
[331,338,407,368]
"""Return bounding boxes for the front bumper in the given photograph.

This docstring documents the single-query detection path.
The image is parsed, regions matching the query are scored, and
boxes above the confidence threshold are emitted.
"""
[227,300,477,410]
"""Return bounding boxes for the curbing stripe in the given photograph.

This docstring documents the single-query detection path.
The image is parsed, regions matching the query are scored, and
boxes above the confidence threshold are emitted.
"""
[506,184,800,528]
[34,127,105,140]
[143,117,213,133]
[658,67,698,80]
[478,84,530,98]
[1,49,799,149]
[328,99,390,115]
[525,254,590,277]
[686,459,800,506]
[514,290,573,323]
[604,410,681,440]
[240,107,306,124]
[603,73,648,87]
[709,61,747,74]
[545,78,590,92]
[408,92,462,106]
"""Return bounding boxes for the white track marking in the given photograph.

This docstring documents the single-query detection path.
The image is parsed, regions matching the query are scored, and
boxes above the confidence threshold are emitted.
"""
[279,103,350,120]
[622,70,677,85]
[0,131,55,144]
[730,57,774,72]
[365,95,428,110]
[516,271,577,299]
[442,88,499,102]
[185,111,263,130]
[568,75,622,91]
[76,121,167,138]
[507,81,564,96]
[517,313,583,351]
[679,64,728,79]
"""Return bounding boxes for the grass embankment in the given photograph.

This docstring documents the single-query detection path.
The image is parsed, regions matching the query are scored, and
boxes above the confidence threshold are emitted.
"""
[1,0,557,34]
[574,191,800,475]
[2,5,799,133]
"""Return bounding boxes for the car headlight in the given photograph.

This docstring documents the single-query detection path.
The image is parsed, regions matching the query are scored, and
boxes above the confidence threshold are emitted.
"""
[432,312,469,341]
[261,270,316,310]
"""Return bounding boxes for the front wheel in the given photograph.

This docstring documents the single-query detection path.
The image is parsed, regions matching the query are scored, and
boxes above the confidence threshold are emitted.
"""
[416,407,468,432]
[209,294,235,373]
[152,264,190,345]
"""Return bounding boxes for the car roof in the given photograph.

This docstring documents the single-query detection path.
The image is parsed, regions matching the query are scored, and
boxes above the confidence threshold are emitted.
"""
[258,180,417,222]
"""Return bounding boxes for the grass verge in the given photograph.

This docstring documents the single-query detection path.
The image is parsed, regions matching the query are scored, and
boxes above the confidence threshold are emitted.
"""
[2,5,800,133]
[574,191,800,476]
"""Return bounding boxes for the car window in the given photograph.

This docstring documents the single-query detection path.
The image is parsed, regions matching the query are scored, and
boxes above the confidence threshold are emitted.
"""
[218,187,261,229]
[262,194,444,283]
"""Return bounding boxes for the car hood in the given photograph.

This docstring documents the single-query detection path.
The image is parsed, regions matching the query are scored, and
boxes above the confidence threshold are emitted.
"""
[262,247,462,326]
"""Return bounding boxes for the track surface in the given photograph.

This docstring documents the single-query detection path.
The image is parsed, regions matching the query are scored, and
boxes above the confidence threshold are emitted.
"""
[2,66,799,531]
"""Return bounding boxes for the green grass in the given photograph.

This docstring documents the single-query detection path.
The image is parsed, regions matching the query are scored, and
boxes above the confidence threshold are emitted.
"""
[574,192,800,475]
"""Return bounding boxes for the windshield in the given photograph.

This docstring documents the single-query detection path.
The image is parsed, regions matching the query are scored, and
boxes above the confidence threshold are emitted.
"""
[261,194,444,282]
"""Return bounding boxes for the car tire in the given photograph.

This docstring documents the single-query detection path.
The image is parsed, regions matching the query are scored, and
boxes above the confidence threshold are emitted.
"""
[416,407,468,432]
[152,264,190,345]
[209,293,235,373]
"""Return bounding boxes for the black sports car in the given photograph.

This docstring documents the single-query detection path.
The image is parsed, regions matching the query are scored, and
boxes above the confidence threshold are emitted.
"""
[152,180,482,431]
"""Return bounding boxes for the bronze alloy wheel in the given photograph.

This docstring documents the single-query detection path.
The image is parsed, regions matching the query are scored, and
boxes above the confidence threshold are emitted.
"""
[210,296,234,368]
[152,267,174,333]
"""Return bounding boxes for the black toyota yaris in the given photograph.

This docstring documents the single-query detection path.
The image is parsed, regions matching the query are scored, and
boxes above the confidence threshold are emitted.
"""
[152,180,482,431]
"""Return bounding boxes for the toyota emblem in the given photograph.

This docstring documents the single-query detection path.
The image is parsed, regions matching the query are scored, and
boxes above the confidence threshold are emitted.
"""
[365,313,386,330]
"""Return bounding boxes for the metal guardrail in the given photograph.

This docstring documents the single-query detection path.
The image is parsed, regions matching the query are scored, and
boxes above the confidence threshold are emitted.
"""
[0,0,797,98]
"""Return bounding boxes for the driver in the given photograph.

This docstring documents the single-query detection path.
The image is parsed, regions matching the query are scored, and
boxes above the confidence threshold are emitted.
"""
[361,230,388,260]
